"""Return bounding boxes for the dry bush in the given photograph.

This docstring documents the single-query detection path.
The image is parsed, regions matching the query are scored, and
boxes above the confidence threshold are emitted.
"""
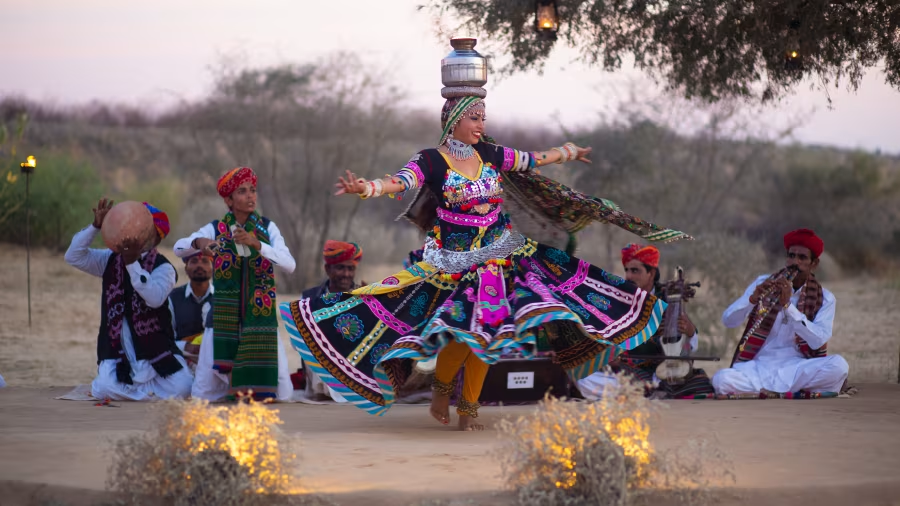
[106,398,324,506]
[496,372,733,506]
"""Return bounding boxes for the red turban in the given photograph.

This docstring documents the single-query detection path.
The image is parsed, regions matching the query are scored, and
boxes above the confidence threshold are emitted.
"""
[784,228,824,258]
[217,167,257,198]
[142,202,169,240]
[323,240,363,265]
[621,243,660,268]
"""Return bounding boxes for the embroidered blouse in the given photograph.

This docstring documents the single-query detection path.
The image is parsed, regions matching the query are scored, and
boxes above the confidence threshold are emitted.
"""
[393,142,536,271]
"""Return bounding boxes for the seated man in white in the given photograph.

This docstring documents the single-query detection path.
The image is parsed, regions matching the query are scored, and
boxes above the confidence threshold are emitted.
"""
[713,228,848,395]
[65,199,193,401]
[174,167,294,402]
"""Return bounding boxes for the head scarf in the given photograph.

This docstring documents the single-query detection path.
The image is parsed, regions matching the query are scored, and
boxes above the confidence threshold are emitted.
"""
[784,228,824,258]
[439,96,485,146]
[142,202,169,240]
[217,167,258,198]
[323,240,363,265]
[621,243,660,268]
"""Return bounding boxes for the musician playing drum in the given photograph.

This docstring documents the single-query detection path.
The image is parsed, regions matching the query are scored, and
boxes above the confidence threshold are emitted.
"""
[576,244,715,399]
[712,229,849,395]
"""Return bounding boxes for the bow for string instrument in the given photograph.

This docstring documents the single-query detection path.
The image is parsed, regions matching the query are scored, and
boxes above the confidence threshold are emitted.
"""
[653,267,701,386]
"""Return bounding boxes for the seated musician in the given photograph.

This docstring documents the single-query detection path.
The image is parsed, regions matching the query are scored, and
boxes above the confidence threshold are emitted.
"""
[577,244,714,399]
[712,229,848,395]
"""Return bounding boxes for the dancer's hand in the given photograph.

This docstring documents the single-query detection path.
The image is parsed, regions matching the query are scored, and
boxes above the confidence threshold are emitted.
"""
[92,198,114,228]
[334,170,366,196]
[574,145,592,164]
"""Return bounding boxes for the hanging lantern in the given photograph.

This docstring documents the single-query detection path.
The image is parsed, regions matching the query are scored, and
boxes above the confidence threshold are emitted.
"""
[535,0,559,41]
[784,19,803,71]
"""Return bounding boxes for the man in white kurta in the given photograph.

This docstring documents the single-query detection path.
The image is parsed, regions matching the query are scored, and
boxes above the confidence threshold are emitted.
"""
[65,199,193,401]
[174,167,295,402]
[712,229,848,394]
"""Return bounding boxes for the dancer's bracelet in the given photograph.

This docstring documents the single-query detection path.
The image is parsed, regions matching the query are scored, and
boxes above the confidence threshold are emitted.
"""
[358,178,385,199]
[553,142,579,164]
[358,178,373,199]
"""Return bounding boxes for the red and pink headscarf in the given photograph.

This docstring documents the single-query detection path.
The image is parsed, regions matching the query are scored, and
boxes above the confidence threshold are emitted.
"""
[217,167,258,198]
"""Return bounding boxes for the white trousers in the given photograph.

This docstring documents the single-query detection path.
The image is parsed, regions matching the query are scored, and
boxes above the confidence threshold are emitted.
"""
[192,328,294,402]
[712,355,849,394]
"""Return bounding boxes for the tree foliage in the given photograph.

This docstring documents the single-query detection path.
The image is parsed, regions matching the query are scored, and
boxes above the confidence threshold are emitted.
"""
[427,0,900,102]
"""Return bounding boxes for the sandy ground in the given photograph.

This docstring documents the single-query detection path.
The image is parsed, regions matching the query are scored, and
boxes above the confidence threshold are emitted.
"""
[2,385,900,506]
[2,245,900,505]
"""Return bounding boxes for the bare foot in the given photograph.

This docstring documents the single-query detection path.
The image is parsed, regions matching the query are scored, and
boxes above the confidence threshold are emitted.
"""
[458,414,484,431]
[429,392,450,425]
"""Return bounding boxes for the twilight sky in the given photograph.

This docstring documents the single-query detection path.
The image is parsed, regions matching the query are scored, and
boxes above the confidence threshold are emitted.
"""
[3,0,899,153]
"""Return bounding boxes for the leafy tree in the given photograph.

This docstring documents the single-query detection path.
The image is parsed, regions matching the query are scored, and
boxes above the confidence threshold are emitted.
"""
[427,0,900,102]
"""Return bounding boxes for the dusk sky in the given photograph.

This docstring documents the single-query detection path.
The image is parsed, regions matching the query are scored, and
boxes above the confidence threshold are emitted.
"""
[3,0,900,153]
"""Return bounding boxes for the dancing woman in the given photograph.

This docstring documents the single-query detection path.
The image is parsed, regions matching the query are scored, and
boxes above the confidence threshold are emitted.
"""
[281,42,690,430]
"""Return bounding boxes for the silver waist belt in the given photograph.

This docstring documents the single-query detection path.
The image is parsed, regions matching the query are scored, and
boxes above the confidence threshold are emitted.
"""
[422,229,527,274]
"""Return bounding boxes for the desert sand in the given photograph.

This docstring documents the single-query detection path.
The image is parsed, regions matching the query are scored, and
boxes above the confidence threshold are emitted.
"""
[2,385,900,506]
[2,245,900,505]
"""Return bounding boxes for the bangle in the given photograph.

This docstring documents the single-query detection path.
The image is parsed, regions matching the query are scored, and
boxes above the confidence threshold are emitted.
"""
[552,142,578,164]
[551,147,567,164]
[358,178,373,199]
[372,178,384,198]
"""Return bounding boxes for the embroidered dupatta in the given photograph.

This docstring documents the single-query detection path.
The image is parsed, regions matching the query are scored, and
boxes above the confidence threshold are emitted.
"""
[211,211,279,398]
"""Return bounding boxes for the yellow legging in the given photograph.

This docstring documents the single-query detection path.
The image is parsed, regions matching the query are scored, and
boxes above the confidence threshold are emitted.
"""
[434,339,489,416]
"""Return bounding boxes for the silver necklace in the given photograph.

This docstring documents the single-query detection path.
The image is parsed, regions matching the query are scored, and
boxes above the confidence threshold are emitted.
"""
[446,138,475,161]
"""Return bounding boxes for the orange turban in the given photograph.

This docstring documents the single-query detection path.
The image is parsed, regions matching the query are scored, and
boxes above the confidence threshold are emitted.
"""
[217,167,257,198]
[784,228,824,258]
[621,243,660,268]
[323,240,363,265]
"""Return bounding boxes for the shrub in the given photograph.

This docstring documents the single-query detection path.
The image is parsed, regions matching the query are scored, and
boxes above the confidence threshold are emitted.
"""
[106,398,324,506]
[496,372,733,506]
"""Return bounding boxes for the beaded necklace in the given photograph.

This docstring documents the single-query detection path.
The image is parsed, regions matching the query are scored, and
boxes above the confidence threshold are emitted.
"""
[446,138,476,161]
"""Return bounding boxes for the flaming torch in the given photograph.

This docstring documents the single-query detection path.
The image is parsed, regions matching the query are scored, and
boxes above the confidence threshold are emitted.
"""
[19,155,36,328]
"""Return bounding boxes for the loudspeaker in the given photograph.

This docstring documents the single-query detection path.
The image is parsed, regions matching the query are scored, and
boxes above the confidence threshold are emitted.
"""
[479,357,570,403]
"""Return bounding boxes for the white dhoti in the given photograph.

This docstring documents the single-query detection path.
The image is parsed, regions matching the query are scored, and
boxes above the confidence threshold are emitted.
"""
[191,327,294,402]
[712,354,848,394]
[91,322,193,401]
[576,372,620,400]
[715,274,845,395]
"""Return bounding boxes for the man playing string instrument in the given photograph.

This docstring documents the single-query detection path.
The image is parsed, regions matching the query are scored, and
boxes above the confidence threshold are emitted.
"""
[712,229,848,395]
[576,244,713,398]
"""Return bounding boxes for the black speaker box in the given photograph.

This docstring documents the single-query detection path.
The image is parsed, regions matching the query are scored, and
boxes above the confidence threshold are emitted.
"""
[478,357,570,403]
